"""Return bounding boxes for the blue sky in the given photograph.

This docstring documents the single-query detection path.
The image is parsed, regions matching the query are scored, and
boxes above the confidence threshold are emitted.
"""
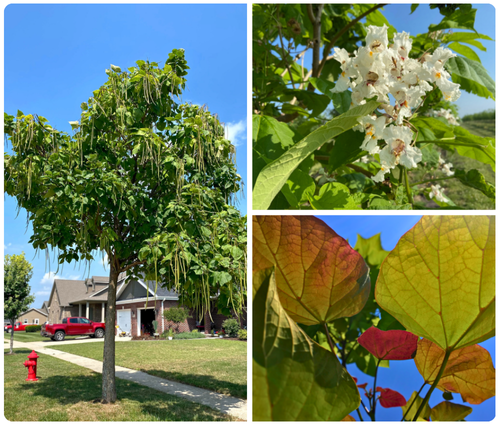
[4,4,247,307]
[316,215,495,421]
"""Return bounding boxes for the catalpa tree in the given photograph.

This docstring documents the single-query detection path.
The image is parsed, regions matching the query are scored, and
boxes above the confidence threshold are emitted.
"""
[4,49,246,403]
[253,4,495,210]
[253,215,495,421]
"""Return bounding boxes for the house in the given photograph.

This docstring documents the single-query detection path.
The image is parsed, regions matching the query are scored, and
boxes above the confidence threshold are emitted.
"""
[16,303,49,326]
[46,274,244,337]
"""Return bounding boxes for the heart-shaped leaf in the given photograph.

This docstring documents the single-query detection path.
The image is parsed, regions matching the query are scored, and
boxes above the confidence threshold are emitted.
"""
[376,216,495,351]
[253,215,371,326]
[342,414,356,421]
[430,401,473,421]
[358,327,418,360]
[354,233,390,267]
[377,387,406,408]
[414,338,495,405]
[253,267,360,421]
[402,391,431,421]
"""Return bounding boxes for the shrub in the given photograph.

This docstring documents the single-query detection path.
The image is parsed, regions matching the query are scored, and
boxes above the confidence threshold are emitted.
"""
[222,318,240,337]
[174,331,205,339]
[163,307,191,332]
[191,329,199,334]
[162,328,174,338]
[237,329,247,340]
[25,325,41,333]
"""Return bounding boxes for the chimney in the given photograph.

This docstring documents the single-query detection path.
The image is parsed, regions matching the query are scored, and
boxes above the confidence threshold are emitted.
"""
[92,278,95,292]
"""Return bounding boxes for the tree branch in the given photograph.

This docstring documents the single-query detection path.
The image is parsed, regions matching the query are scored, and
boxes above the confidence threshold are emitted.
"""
[317,4,387,77]
[307,4,325,90]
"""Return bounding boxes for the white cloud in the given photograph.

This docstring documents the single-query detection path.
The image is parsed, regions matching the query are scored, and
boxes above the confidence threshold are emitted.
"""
[4,243,12,250]
[225,120,246,147]
[35,290,51,297]
[40,272,60,286]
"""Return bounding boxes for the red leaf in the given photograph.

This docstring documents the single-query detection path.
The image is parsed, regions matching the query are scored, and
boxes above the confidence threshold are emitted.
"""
[377,387,407,408]
[352,376,368,389]
[357,326,418,360]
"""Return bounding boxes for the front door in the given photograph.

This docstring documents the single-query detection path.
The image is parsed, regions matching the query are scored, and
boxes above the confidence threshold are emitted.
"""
[117,310,131,334]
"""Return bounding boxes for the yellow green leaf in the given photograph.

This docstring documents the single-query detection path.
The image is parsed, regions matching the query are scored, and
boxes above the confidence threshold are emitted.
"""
[430,401,472,421]
[414,338,495,404]
[253,215,371,326]
[376,216,495,350]
[402,391,431,421]
[253,268,360,421]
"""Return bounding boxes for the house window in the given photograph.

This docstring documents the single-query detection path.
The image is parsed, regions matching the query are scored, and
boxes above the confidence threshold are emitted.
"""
[24,319,28,324]
[34,319,39,325]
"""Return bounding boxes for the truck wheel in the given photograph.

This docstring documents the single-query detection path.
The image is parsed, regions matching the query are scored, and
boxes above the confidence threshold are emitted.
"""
[95,328,104,338]
[54,331,65,341]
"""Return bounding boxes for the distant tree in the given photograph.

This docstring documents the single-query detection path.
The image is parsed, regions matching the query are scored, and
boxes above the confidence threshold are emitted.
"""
[4,50,246,402]
[163,307,191,332]
[4,252,35,355]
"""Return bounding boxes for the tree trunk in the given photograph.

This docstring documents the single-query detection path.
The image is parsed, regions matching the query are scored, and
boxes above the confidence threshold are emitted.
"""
[10,319,15,354]
[102,263,119,403]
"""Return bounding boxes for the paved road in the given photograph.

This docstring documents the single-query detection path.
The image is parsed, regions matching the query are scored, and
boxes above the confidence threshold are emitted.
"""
[5,339,247,420]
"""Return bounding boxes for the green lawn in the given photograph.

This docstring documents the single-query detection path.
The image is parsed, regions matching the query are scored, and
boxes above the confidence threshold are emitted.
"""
[461,120,495,138]
[4,332,85,343]
[4,349,232,421]
[50,339,247,399]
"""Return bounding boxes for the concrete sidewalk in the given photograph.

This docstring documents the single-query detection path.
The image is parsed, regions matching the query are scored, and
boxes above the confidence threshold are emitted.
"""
[4,340,247,420]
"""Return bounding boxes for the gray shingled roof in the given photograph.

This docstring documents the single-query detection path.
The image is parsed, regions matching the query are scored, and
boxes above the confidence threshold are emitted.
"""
[144,280,178,298]
[53,279,88,307]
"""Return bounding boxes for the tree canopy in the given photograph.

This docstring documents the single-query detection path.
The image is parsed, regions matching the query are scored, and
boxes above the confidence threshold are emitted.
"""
[4,49,246,401]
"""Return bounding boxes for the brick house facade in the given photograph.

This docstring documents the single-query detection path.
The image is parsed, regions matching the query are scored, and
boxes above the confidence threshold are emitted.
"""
[46,275,246,337]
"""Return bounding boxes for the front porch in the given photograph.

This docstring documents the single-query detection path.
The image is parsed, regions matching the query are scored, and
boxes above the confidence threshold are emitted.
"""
[70,301,107,323]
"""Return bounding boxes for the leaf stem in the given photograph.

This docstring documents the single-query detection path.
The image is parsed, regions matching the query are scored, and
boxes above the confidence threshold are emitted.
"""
[411,350,452,421]
[411,176,456,186]
[401,382,426,421]
[357,408,365,421]
[371,358,382,421]
[404,168,414,206]
[324,322,337,354]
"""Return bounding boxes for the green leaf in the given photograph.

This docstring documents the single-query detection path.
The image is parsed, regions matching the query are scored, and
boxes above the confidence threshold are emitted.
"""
[452,126,495,172]
[281,168,315,208]
[253,268,361,420]
[253,101,379,210]
[444,31,493,44]
[448,42,481,62]
[454,169,495,199]
[365,9,397,39]
[308,182,360,210]
[445,56,495,100]
[431,402,472,421]
[252,114,295,185]
[308,78,351,114]
[328,129,365,173]
[110,64,121,73]
[428,6,477,32]
[253,216,371,326]
[402,391,431,421]
[376,216,495,351]
[354,233,389,267]
[410,4,419,14]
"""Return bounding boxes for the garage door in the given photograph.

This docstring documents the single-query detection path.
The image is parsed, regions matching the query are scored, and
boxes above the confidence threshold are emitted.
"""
[117,310,131,334]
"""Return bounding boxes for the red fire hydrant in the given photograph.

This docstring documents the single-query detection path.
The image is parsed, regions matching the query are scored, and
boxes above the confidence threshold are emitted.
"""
[23,350,39,381]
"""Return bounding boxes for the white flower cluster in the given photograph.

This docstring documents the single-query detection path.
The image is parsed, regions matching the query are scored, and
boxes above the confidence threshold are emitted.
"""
[429,184,450,203]
[438,154,454,176]
[431,108,459,126]
[331,24,461,182]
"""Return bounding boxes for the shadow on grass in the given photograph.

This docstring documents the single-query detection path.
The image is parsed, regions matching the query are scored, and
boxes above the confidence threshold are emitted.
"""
[145,369,247,399]
[18,373,228,421]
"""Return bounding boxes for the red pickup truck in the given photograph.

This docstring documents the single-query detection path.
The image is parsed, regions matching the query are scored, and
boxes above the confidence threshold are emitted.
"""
[4,322,28,332]
[41,317,105,341]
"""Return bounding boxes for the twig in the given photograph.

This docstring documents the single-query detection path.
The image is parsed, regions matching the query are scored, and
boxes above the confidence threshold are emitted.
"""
[371,359,382,420]
[404,167,414,206]
[275,5,296,89]
[317,4,387,76]
[324,322,337,354]
[401,382,426,421]
[307,4,325,83]
[357,408,365,421]
[412,350,452,421]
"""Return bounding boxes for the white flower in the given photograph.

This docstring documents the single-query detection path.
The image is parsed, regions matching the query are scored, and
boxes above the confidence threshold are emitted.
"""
[438,154,445,165]
[438,78,461,102]
[366,24,389,53]
[372,163,390,182]
[429,184,449,203]
[392,31,412,59]
[442,162,454,176]
[357,115,387,154]
[380,125,422,169]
